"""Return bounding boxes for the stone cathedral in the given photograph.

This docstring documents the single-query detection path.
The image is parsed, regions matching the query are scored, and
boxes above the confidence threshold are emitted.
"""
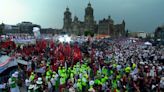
[63,2,125,37]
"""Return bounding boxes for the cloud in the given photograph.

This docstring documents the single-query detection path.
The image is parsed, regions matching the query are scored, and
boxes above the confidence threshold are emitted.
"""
[0,0,164,32]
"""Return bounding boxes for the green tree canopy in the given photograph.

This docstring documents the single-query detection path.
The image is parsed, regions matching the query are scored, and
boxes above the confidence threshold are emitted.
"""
[84,30,94,37]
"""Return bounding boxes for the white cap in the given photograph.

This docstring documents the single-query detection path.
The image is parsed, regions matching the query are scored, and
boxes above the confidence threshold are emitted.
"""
[28,84,34,89]
[133,75,137,81]
[14,71,19,75]
[152,85,156,89]
[12,73,18,77]
[145,66,148,68]
[139,62,145,65]
[69,87,75,92]
[145,62,148,64]
[12,74,15,77]
[25,79,30,83]
[89,80,94,86]
[158,66,162,72]
[36,77,42,84]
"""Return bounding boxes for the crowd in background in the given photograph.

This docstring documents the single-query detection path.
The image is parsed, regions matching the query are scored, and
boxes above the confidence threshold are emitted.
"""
[0,37,164,92]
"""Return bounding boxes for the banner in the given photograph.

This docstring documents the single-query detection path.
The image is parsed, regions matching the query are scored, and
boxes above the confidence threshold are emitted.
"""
[0,56,17,73]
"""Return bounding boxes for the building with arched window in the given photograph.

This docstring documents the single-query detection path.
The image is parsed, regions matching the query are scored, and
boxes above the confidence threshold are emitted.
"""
[63,2,125,37]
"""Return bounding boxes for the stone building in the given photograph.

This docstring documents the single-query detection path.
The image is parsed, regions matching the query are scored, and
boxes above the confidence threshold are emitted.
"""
[63,7,72,34]
[0,23,20,34]
[84,2,96,32]
[63,2,97,36]
[0,22,41,34]
[155,25,164,41]
[6,25,20,34]
[17,21,41,34]
[114,20,125,37]
[98,16,114,35]
[40,28,61,34]
[63,2,125,37]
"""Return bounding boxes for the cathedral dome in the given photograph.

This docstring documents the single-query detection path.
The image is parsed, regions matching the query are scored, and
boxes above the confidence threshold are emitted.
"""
[85,2,93,17]
[88,2,91,7]
[64,7,71,15]
[85,2,93,12]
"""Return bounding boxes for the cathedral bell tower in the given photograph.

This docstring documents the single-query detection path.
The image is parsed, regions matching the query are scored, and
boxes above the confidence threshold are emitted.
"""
[84,2,94,31]
[63,7,72,33]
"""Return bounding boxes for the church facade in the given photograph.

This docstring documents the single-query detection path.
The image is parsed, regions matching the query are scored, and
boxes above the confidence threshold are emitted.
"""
[63,2,125,37]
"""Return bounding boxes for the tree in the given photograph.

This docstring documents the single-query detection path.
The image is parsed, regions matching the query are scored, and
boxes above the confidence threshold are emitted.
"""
[84,30,95,37]
[90,31,94,37]
[0,26,3,35]
[84,30,90,36]
[125,30,129,37]
[146,35,152,41]
[0,30,2,35]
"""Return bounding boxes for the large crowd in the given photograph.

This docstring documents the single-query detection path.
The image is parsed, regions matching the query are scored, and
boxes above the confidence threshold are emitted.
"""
[0,37,164,92]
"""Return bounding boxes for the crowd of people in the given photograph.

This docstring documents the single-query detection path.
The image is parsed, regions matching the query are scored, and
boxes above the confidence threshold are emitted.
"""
[0,37,164,92]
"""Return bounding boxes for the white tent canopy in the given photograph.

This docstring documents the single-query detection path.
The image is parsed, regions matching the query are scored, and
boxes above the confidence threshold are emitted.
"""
[144,41,152,46]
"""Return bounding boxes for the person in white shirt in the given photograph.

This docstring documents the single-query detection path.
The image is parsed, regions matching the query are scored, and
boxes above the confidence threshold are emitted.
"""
[28,84,34,92]
[25,79,30,91]
[50,75,56,86]
[47,78,53,92]
[160,77,164,89]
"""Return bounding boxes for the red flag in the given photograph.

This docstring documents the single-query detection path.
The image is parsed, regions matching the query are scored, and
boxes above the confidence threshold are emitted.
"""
[64,43,71,58]
[73,44,82,61]
[12,41,16,49]
[41,39,47,49]
[1,40,15,49]
[58,51,65,61]
[50,40,55,49]
[58,43,64,52]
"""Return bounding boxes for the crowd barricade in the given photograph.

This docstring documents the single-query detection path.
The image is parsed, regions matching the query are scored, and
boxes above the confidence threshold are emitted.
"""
[12,38,36,44]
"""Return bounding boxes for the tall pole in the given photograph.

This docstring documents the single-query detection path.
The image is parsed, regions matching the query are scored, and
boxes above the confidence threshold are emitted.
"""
[98,25,99,36]
[108,23,109,36]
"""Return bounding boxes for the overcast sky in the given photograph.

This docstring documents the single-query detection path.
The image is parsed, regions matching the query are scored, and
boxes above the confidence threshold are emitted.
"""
[0,0,164,32]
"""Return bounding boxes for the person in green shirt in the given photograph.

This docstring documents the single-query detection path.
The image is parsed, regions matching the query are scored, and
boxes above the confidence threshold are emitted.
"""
[8,74,20,92]
[132,63,136,70]
[112,79,118,91]
[94,79,101,85]
[76,79,82,92]
[125,66,131,73]
[102,66,108,75]
[29,72,35,82]
[55,77,60,92]
[60,77,66,85]
[58,67,62,76]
